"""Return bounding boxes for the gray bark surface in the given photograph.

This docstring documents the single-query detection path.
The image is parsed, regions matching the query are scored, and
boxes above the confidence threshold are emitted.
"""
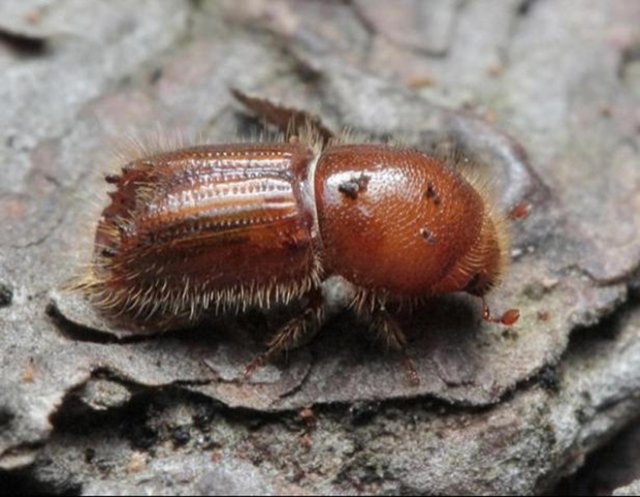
[1,0,639,494]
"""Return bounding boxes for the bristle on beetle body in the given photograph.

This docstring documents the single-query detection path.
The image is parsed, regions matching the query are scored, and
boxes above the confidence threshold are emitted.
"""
[70,117,518,380]
[75,141,324,328]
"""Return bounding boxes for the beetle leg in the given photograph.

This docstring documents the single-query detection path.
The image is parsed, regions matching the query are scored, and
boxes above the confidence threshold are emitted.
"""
[231,88,335,146]
[243,289,326,379]
[369,309,420,386]
[481,297,520,326]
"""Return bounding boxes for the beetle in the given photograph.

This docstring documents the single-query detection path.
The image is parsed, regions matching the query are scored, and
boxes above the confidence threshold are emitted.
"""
[76,95,519,384]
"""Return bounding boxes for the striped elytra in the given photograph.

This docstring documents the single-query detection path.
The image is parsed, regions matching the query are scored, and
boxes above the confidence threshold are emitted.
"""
[91,142,319,321]
[78,136,519,382]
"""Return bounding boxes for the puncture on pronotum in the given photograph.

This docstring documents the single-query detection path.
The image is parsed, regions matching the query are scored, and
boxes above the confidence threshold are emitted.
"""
[71,90,522,385]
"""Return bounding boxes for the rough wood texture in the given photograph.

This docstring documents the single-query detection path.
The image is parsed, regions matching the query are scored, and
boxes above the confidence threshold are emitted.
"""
[1,0,639,494]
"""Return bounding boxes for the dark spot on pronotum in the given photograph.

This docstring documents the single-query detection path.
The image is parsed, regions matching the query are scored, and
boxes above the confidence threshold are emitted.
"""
[425,181,441,205]
[338,181,359,199]
[0,284,13,307]
[338,173,370,200]
[105,174,120,184]
[419,227,437,244]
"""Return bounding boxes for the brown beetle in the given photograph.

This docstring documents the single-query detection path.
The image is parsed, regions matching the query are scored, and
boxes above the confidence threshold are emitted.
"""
[76,101,519,384]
